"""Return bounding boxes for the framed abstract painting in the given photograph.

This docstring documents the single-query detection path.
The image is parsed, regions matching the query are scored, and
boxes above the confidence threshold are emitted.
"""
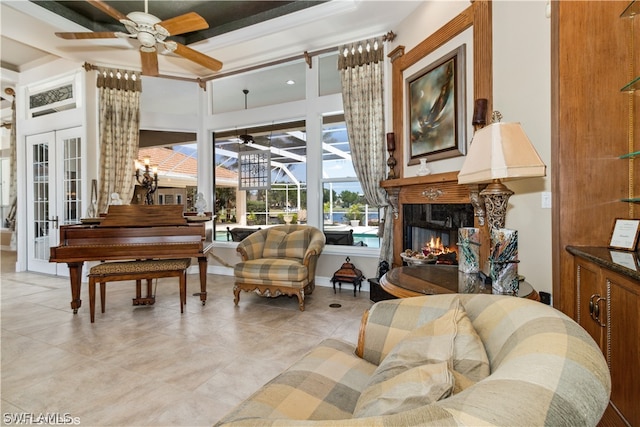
[407,44,466,163]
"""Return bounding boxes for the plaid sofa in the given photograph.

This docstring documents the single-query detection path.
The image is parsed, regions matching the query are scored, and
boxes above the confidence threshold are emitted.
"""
[233,225,325,311]
[216,294,611,426]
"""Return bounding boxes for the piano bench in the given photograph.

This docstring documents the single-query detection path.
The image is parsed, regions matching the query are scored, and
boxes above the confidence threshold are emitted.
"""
[87,258,191,323]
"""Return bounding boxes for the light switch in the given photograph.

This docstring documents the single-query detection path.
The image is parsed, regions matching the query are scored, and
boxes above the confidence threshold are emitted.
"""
[541,192,552,209]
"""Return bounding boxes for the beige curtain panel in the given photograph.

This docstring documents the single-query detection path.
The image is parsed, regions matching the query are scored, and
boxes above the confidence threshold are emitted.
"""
[339,37,393,264]
[96,69,142,213]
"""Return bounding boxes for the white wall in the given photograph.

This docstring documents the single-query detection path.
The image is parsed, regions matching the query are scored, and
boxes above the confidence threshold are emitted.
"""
[493,1,552,296]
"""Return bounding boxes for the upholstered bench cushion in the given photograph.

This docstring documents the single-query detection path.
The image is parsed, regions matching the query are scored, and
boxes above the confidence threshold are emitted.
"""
[234,258,309,284]
[89,258,191,275]
[216,339,377,425]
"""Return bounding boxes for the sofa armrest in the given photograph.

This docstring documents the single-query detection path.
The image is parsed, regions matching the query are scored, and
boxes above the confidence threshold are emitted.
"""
[236,230,267,261]
[302,230,326,265]
[302,244,323,265]
[355,309,369,358]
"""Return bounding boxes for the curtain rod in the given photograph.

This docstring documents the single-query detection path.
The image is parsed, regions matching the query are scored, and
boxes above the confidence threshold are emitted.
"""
[206,30,395,82]
[81,30,396,90]
[83,62,206,88]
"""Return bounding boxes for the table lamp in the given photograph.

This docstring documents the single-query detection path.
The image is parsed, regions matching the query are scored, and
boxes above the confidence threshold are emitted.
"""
[457,118,546,230]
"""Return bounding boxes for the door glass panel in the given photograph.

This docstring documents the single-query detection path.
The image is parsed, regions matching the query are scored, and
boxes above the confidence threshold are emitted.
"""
[63,137,81,224]
[32,143,50,261]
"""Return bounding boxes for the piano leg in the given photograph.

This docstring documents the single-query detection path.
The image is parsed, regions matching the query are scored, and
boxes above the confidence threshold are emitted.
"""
[197,256,208,305]
[67,262,84,313]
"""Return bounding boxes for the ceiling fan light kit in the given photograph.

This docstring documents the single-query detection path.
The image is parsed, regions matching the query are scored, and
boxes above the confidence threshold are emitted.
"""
[55,0,223,76]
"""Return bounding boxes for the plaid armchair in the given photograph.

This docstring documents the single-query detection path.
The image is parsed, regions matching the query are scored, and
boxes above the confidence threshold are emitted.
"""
[233,225,325,311]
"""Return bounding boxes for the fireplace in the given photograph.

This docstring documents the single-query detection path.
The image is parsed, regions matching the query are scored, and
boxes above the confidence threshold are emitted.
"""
[381,171,488,267]
[403,203,475,258]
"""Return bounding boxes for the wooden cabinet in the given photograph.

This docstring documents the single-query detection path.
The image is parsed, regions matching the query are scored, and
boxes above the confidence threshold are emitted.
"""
[552,0,639,321]
[571,247,640,426]
[605,269,640,426]
[575,258,608,354]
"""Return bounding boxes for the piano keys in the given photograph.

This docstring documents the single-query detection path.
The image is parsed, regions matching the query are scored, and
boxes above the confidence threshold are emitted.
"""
[50,204,213,314]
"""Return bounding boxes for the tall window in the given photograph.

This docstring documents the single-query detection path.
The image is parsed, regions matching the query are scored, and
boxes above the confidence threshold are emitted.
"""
[322,116,380,248]
[207,52,379,249]
[213,122,308,241]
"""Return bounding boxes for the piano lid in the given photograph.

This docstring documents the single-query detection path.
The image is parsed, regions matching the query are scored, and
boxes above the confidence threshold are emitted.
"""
[99,205,187,227]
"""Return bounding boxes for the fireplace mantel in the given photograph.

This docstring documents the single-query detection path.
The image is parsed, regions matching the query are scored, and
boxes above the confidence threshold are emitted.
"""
[381,171,488,267]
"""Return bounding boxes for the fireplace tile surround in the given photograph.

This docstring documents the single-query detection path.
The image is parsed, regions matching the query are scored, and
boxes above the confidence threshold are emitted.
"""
[381,171,488,267]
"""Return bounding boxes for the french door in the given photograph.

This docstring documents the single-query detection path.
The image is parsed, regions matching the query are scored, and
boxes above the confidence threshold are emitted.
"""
[26,128,83,275]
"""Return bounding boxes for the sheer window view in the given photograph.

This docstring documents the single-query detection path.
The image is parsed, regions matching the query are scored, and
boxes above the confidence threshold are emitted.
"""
[131,52,378,247]
[214,122,308,242]
[322,118,380,248]
[212,118,380,247]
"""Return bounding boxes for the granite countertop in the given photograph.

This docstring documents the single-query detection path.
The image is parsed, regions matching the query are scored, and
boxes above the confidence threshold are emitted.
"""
[566,246,640,282]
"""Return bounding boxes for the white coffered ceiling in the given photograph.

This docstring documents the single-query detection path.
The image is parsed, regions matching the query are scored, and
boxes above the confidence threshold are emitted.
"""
[1,1,423,95]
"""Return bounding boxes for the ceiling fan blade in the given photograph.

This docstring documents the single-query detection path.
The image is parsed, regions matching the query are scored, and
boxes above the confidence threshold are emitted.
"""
[55,31,118,40]
[140,50,159,76]
[158,12,209,36]
[86,0,127,22]
[173,42,222,72]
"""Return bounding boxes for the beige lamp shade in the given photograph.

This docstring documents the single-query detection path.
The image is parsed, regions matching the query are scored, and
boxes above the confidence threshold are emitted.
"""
[458,122,546,184]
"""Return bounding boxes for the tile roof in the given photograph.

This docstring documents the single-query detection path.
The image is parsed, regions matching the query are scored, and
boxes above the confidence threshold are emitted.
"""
[138,147,237,182]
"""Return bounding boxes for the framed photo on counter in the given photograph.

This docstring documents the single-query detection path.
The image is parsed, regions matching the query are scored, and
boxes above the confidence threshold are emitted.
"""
[609,218,640,251]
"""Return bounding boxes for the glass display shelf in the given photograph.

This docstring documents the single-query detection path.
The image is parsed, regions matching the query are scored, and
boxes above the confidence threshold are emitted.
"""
[621,76,640,93]
[620,150,640,159]
[621,0,639,18]
[621,198,640,203]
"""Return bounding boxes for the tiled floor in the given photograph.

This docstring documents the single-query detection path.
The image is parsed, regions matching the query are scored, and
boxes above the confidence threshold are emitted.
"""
[0,251,373,426]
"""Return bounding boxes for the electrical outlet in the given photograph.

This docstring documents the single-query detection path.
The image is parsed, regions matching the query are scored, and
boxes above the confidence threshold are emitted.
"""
[541,192,552,209]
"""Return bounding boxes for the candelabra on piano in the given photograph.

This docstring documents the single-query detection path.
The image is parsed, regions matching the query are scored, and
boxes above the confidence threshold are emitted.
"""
[135,157,158,205]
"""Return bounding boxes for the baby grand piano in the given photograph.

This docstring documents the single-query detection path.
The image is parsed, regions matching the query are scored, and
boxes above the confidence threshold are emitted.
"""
[50,204,214,314]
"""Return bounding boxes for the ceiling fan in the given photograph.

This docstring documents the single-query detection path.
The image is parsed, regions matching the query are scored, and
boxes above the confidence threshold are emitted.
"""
[54,0,223,76]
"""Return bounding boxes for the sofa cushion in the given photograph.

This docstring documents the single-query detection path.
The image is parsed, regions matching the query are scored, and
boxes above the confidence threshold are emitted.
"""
[215,339,377,425]
[353,299,489,417]
[262,229,310,259]
[448,305,490,392]
[359,296,456,365]
[353,361,453,417]
[234,258,309,284]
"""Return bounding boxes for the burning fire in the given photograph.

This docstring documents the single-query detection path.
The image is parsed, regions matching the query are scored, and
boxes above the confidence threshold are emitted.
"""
[403,236,458,265]
[422,237,455,256]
